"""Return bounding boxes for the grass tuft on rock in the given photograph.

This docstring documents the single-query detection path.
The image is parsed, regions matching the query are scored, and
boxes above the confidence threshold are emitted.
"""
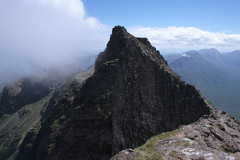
[133,129,181,160]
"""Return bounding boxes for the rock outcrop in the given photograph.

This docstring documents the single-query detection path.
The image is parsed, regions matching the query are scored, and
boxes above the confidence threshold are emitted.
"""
[17,26,213,160]
[0,78,52,116]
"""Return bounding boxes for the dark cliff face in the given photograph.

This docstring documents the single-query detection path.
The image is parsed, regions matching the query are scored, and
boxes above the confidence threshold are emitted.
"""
[0,78,51,116]
[97,26,211,154]
[18,26,211,160]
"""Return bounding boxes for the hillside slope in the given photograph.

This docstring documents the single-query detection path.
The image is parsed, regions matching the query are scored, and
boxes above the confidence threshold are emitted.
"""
[0,66,85,160]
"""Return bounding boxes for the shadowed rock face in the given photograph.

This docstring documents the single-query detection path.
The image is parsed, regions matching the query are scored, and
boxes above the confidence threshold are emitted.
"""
[18,26,211,160]
[0,78,51,116]
[97,26,211,154]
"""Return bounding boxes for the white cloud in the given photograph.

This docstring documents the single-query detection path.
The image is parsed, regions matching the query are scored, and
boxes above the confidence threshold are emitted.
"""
[130,26,240,53]
[36,0,85,19]
[182,53,190,58]
[0,0,110,86]
[33,0,106,28]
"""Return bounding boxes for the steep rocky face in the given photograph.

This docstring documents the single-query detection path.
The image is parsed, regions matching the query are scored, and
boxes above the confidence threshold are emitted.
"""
[102,27,211,154]
[0,78,52,116]
[18,26,211,160]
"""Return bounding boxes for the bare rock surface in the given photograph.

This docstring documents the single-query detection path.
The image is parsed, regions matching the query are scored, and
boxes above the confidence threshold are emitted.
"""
[111,109,240,160]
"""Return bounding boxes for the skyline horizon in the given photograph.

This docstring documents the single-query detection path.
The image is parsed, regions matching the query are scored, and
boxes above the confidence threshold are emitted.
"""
[1,0,240,85]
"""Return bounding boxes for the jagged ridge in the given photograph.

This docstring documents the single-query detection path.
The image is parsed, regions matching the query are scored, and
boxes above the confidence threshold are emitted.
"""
[17,26,212,160]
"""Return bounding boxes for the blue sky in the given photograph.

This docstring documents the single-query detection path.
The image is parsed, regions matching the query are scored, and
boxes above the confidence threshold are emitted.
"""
[0,0,240,84]
[84,0,240,34]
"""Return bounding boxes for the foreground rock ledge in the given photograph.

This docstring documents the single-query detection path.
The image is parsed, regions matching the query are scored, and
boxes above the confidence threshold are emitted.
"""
[111,110,240,160]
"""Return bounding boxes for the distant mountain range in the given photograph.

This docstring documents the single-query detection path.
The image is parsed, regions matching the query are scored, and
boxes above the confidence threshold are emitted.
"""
[164,49,240,119]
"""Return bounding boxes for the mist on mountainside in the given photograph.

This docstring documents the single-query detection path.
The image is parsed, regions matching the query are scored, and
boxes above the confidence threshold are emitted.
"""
[0,0,109,90]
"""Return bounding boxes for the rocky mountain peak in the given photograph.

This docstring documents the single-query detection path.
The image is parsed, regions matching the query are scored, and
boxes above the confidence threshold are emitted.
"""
[96,25,168,73]
[17,26,213,160]
[199,48,221,55]
[111,26,129,38]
